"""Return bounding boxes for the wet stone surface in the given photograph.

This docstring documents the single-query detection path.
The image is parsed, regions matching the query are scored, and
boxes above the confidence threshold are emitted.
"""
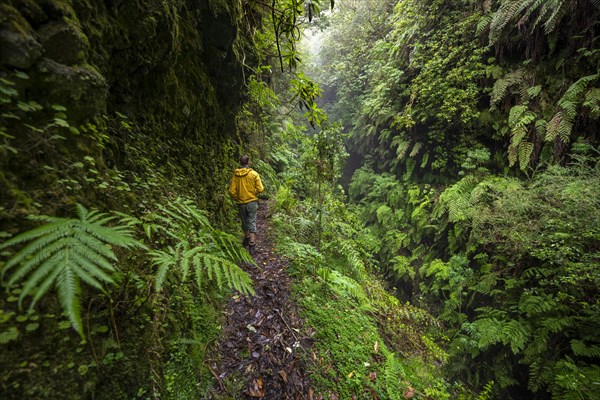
[211,201,315,399]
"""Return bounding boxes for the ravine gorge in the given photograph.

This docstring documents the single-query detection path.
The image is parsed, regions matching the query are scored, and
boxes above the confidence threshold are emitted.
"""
[1,1,598,399]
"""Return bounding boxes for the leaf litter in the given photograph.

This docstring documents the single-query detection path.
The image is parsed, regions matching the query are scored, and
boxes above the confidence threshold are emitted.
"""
[210,202,314,399]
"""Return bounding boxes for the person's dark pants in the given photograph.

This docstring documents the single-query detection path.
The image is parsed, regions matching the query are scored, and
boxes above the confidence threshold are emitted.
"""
[238,201,258,234]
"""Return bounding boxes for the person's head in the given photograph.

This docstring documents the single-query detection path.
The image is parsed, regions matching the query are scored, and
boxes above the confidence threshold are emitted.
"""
[240,155,250,166]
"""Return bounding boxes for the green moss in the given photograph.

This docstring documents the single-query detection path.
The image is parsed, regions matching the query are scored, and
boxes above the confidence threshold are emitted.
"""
[295,278,392,398]
[0,5,29,34]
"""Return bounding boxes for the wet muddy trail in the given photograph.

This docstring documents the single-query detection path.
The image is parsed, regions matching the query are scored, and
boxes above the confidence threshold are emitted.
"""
[209,201,315,399]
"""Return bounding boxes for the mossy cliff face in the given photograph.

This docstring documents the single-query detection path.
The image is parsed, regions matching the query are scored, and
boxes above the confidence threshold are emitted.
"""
[1,0,248,216]
[0,1,259,399]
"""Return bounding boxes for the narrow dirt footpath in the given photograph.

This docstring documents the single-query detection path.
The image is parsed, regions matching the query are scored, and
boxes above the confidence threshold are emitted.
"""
[210,201,314,399]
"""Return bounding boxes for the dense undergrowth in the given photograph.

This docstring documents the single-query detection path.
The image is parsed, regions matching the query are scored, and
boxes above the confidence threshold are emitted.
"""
[305,0,600,399]
[261,119,493,399]
[1,0,598,399]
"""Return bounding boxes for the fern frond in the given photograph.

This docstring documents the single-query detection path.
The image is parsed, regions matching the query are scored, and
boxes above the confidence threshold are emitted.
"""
[526,85,542,99]
[501,319,530,354]
[545,74,600,144]
[384,353,403,400]
[198,253,254,295]
[149,247,176,291]
[545,112,563,141]
[476,14,493,36]
[518,141,534,170]
[72,259,109,291]
[476,381,495,400]
[491,69,527,106]
[324,269,370,308]
[489,0,535,44]
[1,205,145,336]
[518,292,555,317]
[583,88,600,115]
[571,340,600,358]
[22,252,63,306]
[57,264,83,335]
[488,0,570,44]
[148,235,254,296]
[541,0,568,34]
[395,139,411,160]
[562,75,599,104]
[409,142,423,158]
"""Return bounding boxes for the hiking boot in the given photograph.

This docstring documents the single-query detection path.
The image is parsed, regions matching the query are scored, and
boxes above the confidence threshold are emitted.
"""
[249,242,256,255]
[242,237,250,247]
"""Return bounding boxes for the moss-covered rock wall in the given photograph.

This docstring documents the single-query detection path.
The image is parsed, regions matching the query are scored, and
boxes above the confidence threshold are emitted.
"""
[1,0,251,217]
[0,1,262,398]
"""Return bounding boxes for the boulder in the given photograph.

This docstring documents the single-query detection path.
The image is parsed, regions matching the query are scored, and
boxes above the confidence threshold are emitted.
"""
[38,21,88,65]
[0,5,43,69]
[35,58,108,118]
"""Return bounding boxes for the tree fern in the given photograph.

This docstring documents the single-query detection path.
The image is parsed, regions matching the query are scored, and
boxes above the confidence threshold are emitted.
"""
[0,204,145,336]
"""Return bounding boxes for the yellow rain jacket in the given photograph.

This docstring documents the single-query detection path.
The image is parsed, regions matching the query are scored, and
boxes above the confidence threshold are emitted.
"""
[229,167,264,204]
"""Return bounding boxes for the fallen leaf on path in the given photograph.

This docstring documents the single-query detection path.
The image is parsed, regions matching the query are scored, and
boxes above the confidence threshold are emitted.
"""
[248,377,265,397]
[279,369,288,382]
[403,386,415,398]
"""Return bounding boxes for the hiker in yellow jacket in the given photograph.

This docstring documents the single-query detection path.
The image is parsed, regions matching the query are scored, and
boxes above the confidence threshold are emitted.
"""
[229,155,264,253]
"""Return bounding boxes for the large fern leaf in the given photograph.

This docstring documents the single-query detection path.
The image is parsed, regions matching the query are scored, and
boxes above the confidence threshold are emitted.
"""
[0,204,145,336]
[149,240,254,295]
[488,0,572,44]
[146,199,255,295]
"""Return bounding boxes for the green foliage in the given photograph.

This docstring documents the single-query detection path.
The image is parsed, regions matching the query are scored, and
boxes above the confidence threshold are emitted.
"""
[123,198,255,295]
[310,0,490,180]
[345,144,600,398]
[546,74,599,144]
[266,124,471,398]
[486,0,575,44]
[430,155,599,397]
[304,0,599,397]
[1,204,144,336]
